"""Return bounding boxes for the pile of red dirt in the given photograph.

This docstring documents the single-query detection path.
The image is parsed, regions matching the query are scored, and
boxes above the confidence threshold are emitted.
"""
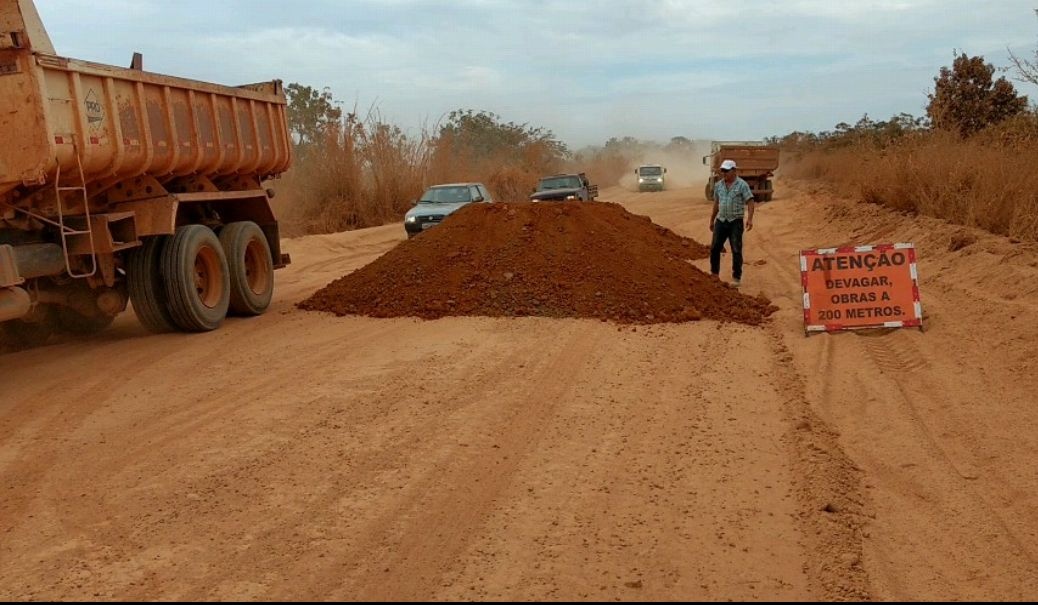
[299,202,777,325]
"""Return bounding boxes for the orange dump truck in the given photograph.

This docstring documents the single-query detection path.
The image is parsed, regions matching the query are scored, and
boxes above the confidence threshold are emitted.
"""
[703,141,779,202]
[0,0,293,346]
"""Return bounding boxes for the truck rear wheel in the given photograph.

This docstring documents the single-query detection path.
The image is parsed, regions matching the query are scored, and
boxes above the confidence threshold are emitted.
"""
[705,179,715,201]
[219,221,274,316]
[162,225,230,332]
[128,236,177,333]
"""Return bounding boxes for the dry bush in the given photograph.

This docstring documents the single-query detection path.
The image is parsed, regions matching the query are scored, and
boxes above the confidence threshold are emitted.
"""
[576,149,630,189]
[273,109,571,235]
[427,111,566,201]
[272,112,429,236]
[272,93,705,238]
[782,128,1038,242]
[427,134,561,201]
[486,165,539,201]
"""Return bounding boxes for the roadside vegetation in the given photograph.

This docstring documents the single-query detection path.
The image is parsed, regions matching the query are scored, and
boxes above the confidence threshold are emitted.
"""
[272,86,654,235]
[776,51,1038,243]
[273,85,708,235]
[273,87,568,235]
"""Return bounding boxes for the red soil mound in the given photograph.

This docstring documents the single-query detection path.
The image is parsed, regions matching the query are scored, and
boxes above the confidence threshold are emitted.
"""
[299,202,776,325]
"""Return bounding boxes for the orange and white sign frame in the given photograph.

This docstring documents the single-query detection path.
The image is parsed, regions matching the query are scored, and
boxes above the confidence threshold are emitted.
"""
[800,243,923,333]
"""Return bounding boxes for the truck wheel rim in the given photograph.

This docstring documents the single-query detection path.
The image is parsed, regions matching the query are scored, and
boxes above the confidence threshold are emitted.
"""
[194,245,224,308]
[244,237,271,296]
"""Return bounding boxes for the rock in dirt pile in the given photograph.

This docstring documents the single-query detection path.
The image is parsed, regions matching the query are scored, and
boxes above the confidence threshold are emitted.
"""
[299,202,777,325]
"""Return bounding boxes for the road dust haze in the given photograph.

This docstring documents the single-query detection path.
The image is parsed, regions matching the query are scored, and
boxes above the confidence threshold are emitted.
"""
[618,142,713,191]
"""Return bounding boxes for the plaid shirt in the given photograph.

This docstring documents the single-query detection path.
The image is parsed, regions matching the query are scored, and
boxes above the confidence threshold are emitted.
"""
[714,177,754,222]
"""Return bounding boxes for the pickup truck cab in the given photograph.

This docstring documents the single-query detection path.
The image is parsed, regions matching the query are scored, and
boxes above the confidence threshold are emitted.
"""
[636,165,667,192]
[529,173,599,202]
[404,183,493,238]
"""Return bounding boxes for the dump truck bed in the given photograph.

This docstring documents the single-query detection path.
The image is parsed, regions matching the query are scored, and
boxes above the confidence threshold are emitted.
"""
[711,145,780,177]
[0,5,291,200]
[0,0,294,338]
[703,142,780,202]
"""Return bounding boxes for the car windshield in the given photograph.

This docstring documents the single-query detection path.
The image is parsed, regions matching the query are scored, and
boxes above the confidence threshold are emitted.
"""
[538,176,581,190]
[419,186,472,204]
[639,166,663,176]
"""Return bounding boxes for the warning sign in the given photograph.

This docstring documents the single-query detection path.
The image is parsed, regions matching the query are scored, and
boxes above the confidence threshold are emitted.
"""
[800,243,923,333]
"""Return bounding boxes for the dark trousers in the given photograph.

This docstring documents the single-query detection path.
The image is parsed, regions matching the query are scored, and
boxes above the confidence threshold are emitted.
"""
[710,219,744,280]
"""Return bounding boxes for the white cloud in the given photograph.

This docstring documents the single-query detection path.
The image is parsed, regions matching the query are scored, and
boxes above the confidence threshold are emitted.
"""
[28,0,1038,145]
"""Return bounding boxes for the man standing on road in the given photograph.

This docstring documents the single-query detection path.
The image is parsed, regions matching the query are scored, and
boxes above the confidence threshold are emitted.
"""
[709,159,755,287]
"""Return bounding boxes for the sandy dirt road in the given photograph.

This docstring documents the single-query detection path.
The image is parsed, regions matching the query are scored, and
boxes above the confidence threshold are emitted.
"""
[1,182,1036,601]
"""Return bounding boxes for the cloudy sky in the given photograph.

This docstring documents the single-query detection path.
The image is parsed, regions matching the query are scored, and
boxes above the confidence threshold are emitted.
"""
[32,0,1038,147]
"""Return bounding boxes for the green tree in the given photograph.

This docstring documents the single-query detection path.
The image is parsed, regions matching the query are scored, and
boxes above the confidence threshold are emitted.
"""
[438,110,568,159]
[927,53,1028,137]
[285,83,343,146]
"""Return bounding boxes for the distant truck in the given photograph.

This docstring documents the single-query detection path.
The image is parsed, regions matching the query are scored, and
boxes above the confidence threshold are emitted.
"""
[0,0,293,347]
[703,141,779,202]
[529,173,598,202]
[635,165,666,192]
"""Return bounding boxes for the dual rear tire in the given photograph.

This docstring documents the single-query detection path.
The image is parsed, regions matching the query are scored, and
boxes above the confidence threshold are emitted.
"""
[128,222,274,333]
[162,225,231,332]
[220,222,274,317]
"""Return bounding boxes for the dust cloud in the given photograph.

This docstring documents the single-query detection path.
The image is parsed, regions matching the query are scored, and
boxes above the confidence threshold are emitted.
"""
[618,141,714,191]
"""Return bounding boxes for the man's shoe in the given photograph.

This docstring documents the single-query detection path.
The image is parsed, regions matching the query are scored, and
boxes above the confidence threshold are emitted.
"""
[732,278,742,287]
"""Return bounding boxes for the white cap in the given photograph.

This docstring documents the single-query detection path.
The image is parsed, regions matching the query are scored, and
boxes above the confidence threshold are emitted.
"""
[720,159,737,171]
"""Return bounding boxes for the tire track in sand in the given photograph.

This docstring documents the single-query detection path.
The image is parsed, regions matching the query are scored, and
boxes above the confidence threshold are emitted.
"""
[764,327,871,602]
[156,323,603,601]
[341,326,606,601]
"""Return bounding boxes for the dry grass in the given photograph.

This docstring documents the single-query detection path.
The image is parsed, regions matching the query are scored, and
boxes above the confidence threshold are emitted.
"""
[427,134,564,202]
[271,114,432,236]
[782,127,1038,242]
[270,111,642,237]
[578,149,632,190]
[271,113,621,237]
